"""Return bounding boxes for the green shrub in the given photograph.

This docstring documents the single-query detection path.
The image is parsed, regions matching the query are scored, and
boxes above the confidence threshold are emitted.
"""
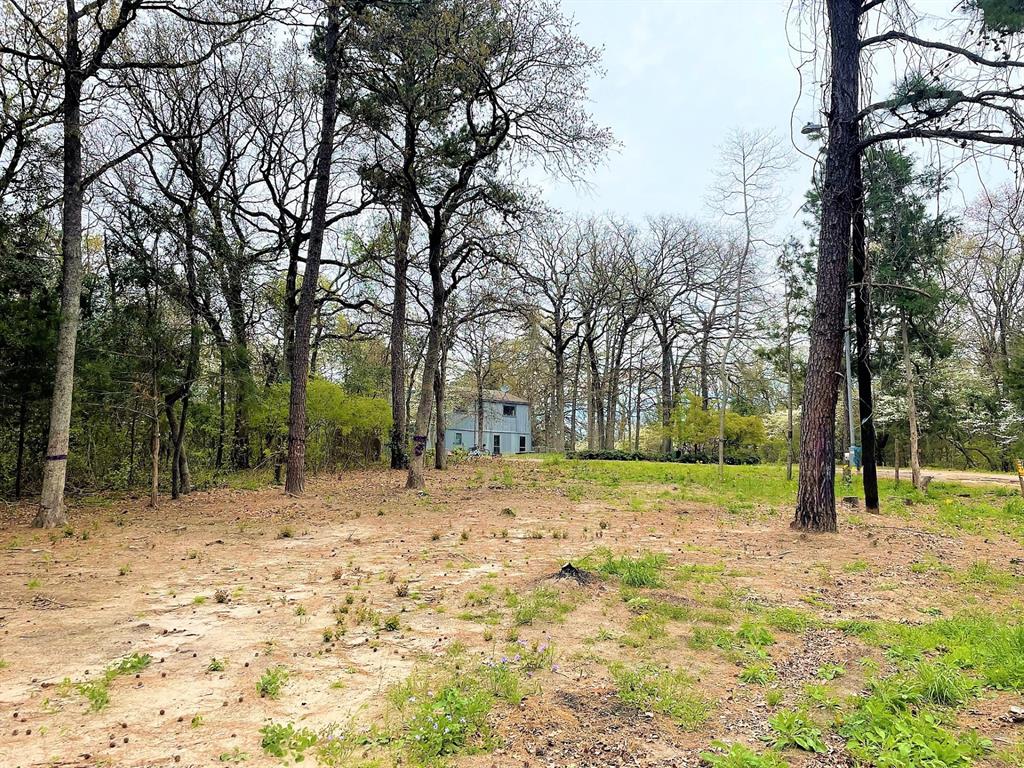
[260,722,318,761]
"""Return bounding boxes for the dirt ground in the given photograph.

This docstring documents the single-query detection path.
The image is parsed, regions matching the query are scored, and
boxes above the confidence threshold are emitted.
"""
[1,460,1023,768]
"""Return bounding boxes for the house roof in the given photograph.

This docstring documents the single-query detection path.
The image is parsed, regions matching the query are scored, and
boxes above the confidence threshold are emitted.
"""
[450,388,530,409]
[480,388,529,405]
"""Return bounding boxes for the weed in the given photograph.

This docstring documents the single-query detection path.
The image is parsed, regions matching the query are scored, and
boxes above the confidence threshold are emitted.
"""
[765,688,783,707]
[816,663,845,681]
[277,526,294,539]
[842,560,868,573]
[74,653,151,711]
[610,662,710,730]
[700,742,790,768]
[768,709,827,753]
[118,564,131,576]
[218,747,249,762]
[383,614,400,632]
[260,722,318,761]
[583,548,667,587]
[740,663,777,685]
[190,714,204,728]
[257,665,289,699]
[506,586,571,626]
[207,658,226,672]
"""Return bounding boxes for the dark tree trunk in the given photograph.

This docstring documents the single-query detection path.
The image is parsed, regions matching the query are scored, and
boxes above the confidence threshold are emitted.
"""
[15,395,27,499]
[389,193,412,469]
[660,338,673,454]
[851,153,879,512]
[35,25,84,528]
[793,0,861,533]
[407,229,445,490]
[434,349,447,470]
[216,349,226,470]
[285,0,342,495]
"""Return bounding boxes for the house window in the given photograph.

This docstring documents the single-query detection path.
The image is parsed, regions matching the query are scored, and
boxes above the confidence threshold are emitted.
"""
[454,432,463,446]
[503,404,516,417]
[519,435,527,453]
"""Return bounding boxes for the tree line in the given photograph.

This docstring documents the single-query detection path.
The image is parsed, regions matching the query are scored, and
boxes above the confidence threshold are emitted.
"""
[3,0,1024,535]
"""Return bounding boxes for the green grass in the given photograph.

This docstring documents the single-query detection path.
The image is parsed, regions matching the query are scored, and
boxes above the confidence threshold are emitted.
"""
[609,662,710,730]
[700,742,790,768]
[581,548,667,587]
[505,586,571,626]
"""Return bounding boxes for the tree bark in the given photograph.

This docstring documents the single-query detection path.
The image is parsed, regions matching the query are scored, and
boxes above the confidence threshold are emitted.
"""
[285,0,342,495]
[15,395,27,499]
[660,338,673,454]
[406,230,445,490]
[149,379,160,509]
[793,0,861,533]
[901,313,922,489]
[389,192,412,469]
[433,350,447,470]
[35,23,84,529]
[851,153,879,512]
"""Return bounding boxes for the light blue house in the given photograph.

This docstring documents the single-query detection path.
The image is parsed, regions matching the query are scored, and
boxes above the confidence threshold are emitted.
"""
[444,389,532,455]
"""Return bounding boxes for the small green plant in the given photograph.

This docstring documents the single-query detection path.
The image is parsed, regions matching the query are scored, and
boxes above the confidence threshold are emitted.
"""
[190,713,204,728]
[383,614,401,632]
[816,663,845,681]
[257,665,289,699]
[207,658,226,672]
[740,663,777,685]
[768,709,827,753]
[610,662,710,730]
[260,722,318,761]
[118,564,131,576]
[74,653,152,711]
[765,688,783,707]
[218,747,249,762]
[700,742,790,768]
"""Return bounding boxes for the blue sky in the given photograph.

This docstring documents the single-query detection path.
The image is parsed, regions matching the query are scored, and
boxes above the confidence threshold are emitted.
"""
[543,0,816,229]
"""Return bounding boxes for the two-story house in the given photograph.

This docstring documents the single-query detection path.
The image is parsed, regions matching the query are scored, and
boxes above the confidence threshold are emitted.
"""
[444,389,532,455]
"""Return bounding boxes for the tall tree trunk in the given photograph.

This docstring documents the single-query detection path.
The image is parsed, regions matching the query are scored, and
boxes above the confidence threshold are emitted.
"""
[389,193,412,469]
[553,337,566,452]
[35,29,84,529]
[407,232,445,490]
[793,0,860,532]
[476,373,485,452]
[285,0,342,495]
[149,380,160,508]
[660,338,673,454]
[786,325,794,481]
[851,154,879,511]
[901,314,922,489]
[434,350,447,470]
[15,395,27,499]
[569,344,580,452]
[216,349,226,470]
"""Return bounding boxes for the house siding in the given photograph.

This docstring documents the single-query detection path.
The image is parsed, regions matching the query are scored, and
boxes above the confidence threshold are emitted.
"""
[444,399,532,454]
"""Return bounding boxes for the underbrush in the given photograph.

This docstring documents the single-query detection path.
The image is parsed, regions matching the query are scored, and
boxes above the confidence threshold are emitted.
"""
[609,661,710,729]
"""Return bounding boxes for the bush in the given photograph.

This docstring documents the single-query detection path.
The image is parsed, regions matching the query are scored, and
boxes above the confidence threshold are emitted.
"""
[566,448,759,465]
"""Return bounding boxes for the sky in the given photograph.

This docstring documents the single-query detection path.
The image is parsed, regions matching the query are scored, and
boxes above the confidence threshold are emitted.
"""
[541,0,818,232]
[539,0,1010,233]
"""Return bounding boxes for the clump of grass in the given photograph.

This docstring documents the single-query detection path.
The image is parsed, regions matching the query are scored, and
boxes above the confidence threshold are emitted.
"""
[700,742,790,768]
[207,658,226,672]
[506,586,571,626]
[257,665,289,699]
[582,548,667,587]
[739,663,777,685]
[610,662,710,730]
